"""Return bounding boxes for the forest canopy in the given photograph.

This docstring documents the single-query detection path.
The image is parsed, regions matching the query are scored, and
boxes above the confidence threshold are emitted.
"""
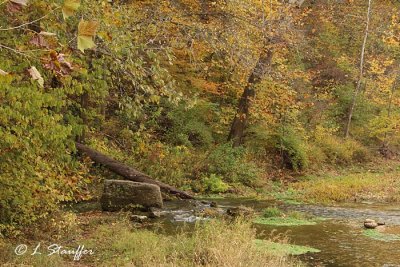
[0,0,399,236]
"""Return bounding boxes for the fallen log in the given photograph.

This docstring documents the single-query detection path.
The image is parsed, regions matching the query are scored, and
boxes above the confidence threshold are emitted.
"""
[75,142,194,199]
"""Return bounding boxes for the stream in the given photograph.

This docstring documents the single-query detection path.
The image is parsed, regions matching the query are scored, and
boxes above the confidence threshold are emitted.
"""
[158,199,400,267]
[71,198,400,266]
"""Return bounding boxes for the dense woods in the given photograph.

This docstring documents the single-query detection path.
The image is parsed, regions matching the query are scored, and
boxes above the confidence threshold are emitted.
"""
[1,0,400,259]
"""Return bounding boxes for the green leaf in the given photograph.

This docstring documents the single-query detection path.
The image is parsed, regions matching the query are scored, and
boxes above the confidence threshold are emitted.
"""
[77,20,98,53]
[62,0,80,19]
[77,35,95,53]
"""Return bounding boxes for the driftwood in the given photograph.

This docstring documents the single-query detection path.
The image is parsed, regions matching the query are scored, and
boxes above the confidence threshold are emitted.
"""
[75,142,194,199]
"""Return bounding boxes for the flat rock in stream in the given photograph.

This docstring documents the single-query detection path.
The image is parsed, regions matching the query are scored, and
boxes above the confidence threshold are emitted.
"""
[364,219,378,229]
[101,180,163,211]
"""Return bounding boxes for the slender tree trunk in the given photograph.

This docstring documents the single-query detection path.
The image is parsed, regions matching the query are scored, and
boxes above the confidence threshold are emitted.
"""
[227,45,273,146]
[344,0,372,139]
[381,78,398,156]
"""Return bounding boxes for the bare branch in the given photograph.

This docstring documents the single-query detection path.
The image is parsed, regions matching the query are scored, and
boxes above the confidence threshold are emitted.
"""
[0,7,60,31]
[0,43,31,57]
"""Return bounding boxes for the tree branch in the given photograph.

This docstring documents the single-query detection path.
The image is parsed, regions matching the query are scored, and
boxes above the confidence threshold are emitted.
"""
[0,7,60,31]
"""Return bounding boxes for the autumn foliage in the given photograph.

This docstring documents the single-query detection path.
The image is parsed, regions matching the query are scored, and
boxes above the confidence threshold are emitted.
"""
[0,0,399,236]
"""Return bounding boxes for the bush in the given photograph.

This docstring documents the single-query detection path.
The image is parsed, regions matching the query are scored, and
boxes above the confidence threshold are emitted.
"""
[277,131,309,171]
[206,143,261,186]
[313,126,369,164]
[0,83,90,237]
[165,102,215,148]
[262,207,282,218]
[202,174,230,193]
[247,124,308,171]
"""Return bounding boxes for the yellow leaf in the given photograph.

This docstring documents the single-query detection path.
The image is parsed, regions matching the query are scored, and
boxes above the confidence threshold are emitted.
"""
[62,0,80,19]
[77,20,98,53]
[78,20,98,37]
[77,35,95,53]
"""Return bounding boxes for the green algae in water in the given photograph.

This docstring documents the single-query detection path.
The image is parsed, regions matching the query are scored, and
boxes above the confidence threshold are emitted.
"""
[254,239,320,255]
[253,217,318,226]
[363,229,400,242]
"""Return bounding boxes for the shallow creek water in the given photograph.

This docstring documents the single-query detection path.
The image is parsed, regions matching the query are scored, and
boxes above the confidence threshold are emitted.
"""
[159,199,400,267]
[71,198,400,266]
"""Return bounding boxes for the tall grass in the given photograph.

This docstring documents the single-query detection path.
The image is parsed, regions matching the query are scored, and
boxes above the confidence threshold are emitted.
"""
[1,218,300,267]
[292,171,400,203]
[88,219,298,267]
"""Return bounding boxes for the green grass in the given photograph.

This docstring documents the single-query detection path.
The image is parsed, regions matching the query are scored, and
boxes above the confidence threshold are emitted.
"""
[255,208,321,226]
[363,229,400,242]
[254,217,317,226]
[262,207,283,218]
[254,239,321,255]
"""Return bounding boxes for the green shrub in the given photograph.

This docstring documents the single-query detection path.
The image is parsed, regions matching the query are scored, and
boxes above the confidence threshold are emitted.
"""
[202,174,229,193]
[206,143,261,186]
[0,83,89,237]
[262,207,282,218]
[165,102,215,148]
[277,131,309,171]
[313,126,370,164]
[247,124,308,171]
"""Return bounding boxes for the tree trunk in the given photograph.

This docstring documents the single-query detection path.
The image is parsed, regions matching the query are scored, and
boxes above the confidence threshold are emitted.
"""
[344,0,372,139]
[380,78,398,157]
[75,142,194,199]
[227,45,273,147]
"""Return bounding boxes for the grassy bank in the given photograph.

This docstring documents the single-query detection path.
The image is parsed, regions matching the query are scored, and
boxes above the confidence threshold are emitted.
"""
[284,160,400,204]
[0,213,300,267]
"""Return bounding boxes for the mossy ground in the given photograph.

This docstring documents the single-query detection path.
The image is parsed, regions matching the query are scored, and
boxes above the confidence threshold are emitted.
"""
[254,239,320,256]
[254,217,318,226]
[363,229,400,242]
[254,208,322,226]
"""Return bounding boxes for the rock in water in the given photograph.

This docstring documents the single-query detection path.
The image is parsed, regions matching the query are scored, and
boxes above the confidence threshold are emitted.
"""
[364,219,378,229]
[148,207,165,218]
[101,180,163,211]
[210,201,218,208]
[130,215,148,223]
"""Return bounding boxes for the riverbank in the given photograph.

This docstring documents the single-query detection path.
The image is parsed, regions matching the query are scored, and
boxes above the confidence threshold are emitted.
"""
[2,160,400,266]
[0,213,300,267]
[281,158,400,204]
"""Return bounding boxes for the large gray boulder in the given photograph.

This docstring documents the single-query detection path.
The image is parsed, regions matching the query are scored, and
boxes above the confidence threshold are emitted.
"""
[101,180,163,211]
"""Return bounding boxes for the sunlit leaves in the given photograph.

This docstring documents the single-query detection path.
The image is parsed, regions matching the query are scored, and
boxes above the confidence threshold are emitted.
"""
[77,20,98,52]
[62,0,80,19]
